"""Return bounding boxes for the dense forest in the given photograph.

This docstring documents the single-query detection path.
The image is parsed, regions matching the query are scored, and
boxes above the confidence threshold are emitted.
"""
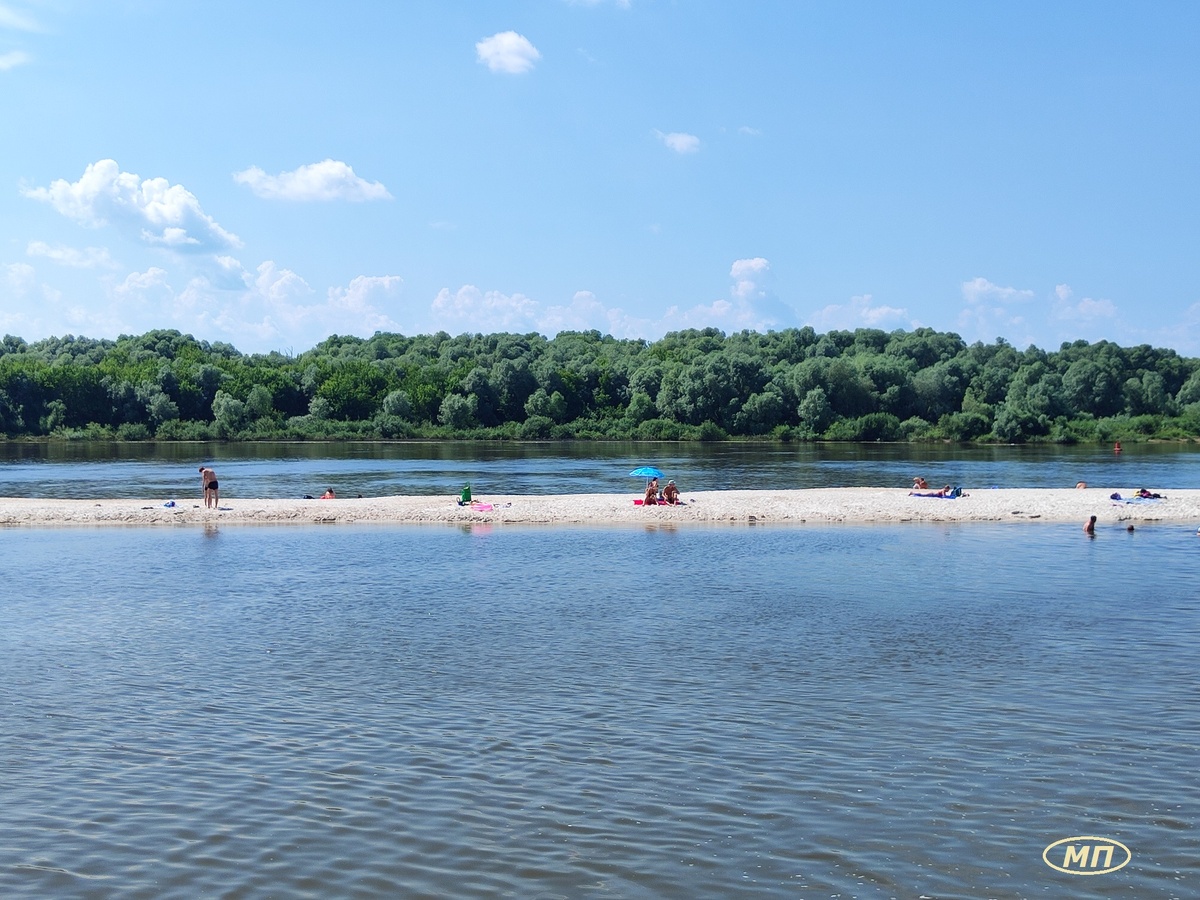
[1,327,1199,443]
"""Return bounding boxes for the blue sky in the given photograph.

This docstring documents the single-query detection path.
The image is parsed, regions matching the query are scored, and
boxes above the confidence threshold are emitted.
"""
[2,0,1199,355]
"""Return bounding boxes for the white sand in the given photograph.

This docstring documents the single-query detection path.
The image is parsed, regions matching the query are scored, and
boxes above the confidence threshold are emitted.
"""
[1,488,1198,528]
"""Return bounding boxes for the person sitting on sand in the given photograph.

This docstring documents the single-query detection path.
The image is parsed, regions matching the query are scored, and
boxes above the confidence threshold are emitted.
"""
[912,476,929,490]
[662,480,681,505]
[644,479,659,506]
[198,466,218,508]
[320,487,336,500]
[1136,487,1164,499]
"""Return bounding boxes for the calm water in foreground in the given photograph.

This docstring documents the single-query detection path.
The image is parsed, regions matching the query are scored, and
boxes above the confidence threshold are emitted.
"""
[1,522,1197,899]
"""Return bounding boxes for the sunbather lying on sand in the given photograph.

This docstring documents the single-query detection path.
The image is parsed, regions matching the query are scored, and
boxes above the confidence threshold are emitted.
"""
[910,484,952,498]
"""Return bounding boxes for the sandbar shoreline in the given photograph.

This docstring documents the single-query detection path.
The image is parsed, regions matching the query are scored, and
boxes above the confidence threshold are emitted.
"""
[2,488,1199,529]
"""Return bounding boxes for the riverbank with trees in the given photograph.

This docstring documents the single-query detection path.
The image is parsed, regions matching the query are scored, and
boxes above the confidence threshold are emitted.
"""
[2,326,1198,443]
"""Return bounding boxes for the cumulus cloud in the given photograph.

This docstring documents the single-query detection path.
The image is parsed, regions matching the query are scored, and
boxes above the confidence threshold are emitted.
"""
[807,294,915,332]
[955,276,1042,345]
[114,267,171,296]
[115,263,402,349]
[476,31,540,74]
[717,256,799,329]
[962,276,1124,347]
[961,276,1035,307]
[1050,283,1117,322]
[22,159,242,253]
[424,257,799,339]
[730,257,769,300]
[233,159,392,202]
[654,130,700,153]
[111,269,178,330]
[432,285,541,332]
[222,265,403,341]
[27,241,117,269]
[0,50,30,70]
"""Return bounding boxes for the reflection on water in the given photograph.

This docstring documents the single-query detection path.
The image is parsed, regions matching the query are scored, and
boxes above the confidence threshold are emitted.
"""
[1,524,1197,898]
[3,439,1199,498]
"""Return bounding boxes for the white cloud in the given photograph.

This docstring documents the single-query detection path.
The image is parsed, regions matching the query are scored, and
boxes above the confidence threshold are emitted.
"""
[114,267,171,297]
[0,50,30,70]
[1050,283,1117,321]
[738,125,762,136]
[0,4,39,73]
[27,241,117,269]
[0,4,39,31]
[476,31,541,74]
[227,265,402,342]
[961,276,1035,307]
[234,159,392,202]
[654,130,700,153]
[807,294,914,332]
[730,257,769,300]
[3,261,36,295]
[326,276,404,328]
[110,269,177,331]
[432,285,541,331]
[424,257,799,339]
[254,261,312,308]
[956,277,1039,345]
[22,159,242,253]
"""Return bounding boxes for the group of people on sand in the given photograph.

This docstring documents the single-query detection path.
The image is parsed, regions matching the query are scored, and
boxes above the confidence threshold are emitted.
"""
[643,477,683,506]
[198,465,342,506]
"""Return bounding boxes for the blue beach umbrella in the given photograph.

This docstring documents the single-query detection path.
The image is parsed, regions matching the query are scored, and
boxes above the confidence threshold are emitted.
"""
[629,466,664,480]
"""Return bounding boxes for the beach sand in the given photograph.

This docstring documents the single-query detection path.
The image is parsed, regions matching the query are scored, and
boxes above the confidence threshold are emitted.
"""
[1,488,1198,528]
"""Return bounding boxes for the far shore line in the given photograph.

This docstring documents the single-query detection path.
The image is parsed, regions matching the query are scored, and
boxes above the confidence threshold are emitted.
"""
[2,488,1199,529]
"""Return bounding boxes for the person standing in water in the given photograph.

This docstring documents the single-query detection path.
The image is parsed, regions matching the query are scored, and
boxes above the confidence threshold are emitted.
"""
[199,466,219,508]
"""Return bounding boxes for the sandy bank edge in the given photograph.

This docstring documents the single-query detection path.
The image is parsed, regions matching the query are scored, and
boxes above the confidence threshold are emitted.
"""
[1,488,1199,528]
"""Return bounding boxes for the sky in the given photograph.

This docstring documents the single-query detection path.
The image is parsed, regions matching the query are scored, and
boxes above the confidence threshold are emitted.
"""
[2,0,1199,356]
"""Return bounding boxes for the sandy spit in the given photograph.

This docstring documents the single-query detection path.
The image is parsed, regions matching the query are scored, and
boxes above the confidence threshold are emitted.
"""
[1,488,1198,529]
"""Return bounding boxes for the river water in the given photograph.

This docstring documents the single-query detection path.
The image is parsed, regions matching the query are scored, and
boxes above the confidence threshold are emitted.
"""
[1,520,1197,899]
[2,440,1199,499]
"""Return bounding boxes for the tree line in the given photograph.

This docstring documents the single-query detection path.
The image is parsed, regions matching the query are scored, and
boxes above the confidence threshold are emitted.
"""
[1,326,1199,443]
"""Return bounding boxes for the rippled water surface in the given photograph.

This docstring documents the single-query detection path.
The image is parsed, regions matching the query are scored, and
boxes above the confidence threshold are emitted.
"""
[2,440,1199,498]
[2,523,1198,899]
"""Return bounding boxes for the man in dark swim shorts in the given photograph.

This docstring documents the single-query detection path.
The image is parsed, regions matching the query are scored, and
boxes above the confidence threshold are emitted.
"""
[199,466,219,508]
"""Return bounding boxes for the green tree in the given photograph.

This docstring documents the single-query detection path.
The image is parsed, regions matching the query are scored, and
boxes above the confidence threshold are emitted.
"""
[438,393,477,429]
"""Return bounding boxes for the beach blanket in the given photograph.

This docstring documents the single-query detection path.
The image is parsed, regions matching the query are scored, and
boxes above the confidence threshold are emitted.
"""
[1109,494,1162,506]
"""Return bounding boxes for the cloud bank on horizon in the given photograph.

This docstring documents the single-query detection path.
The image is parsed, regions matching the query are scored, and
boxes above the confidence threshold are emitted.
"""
[2,3,1199,355]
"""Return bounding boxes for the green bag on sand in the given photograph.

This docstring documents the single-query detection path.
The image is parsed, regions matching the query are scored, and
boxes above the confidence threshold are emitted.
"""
[460,484,472,503]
